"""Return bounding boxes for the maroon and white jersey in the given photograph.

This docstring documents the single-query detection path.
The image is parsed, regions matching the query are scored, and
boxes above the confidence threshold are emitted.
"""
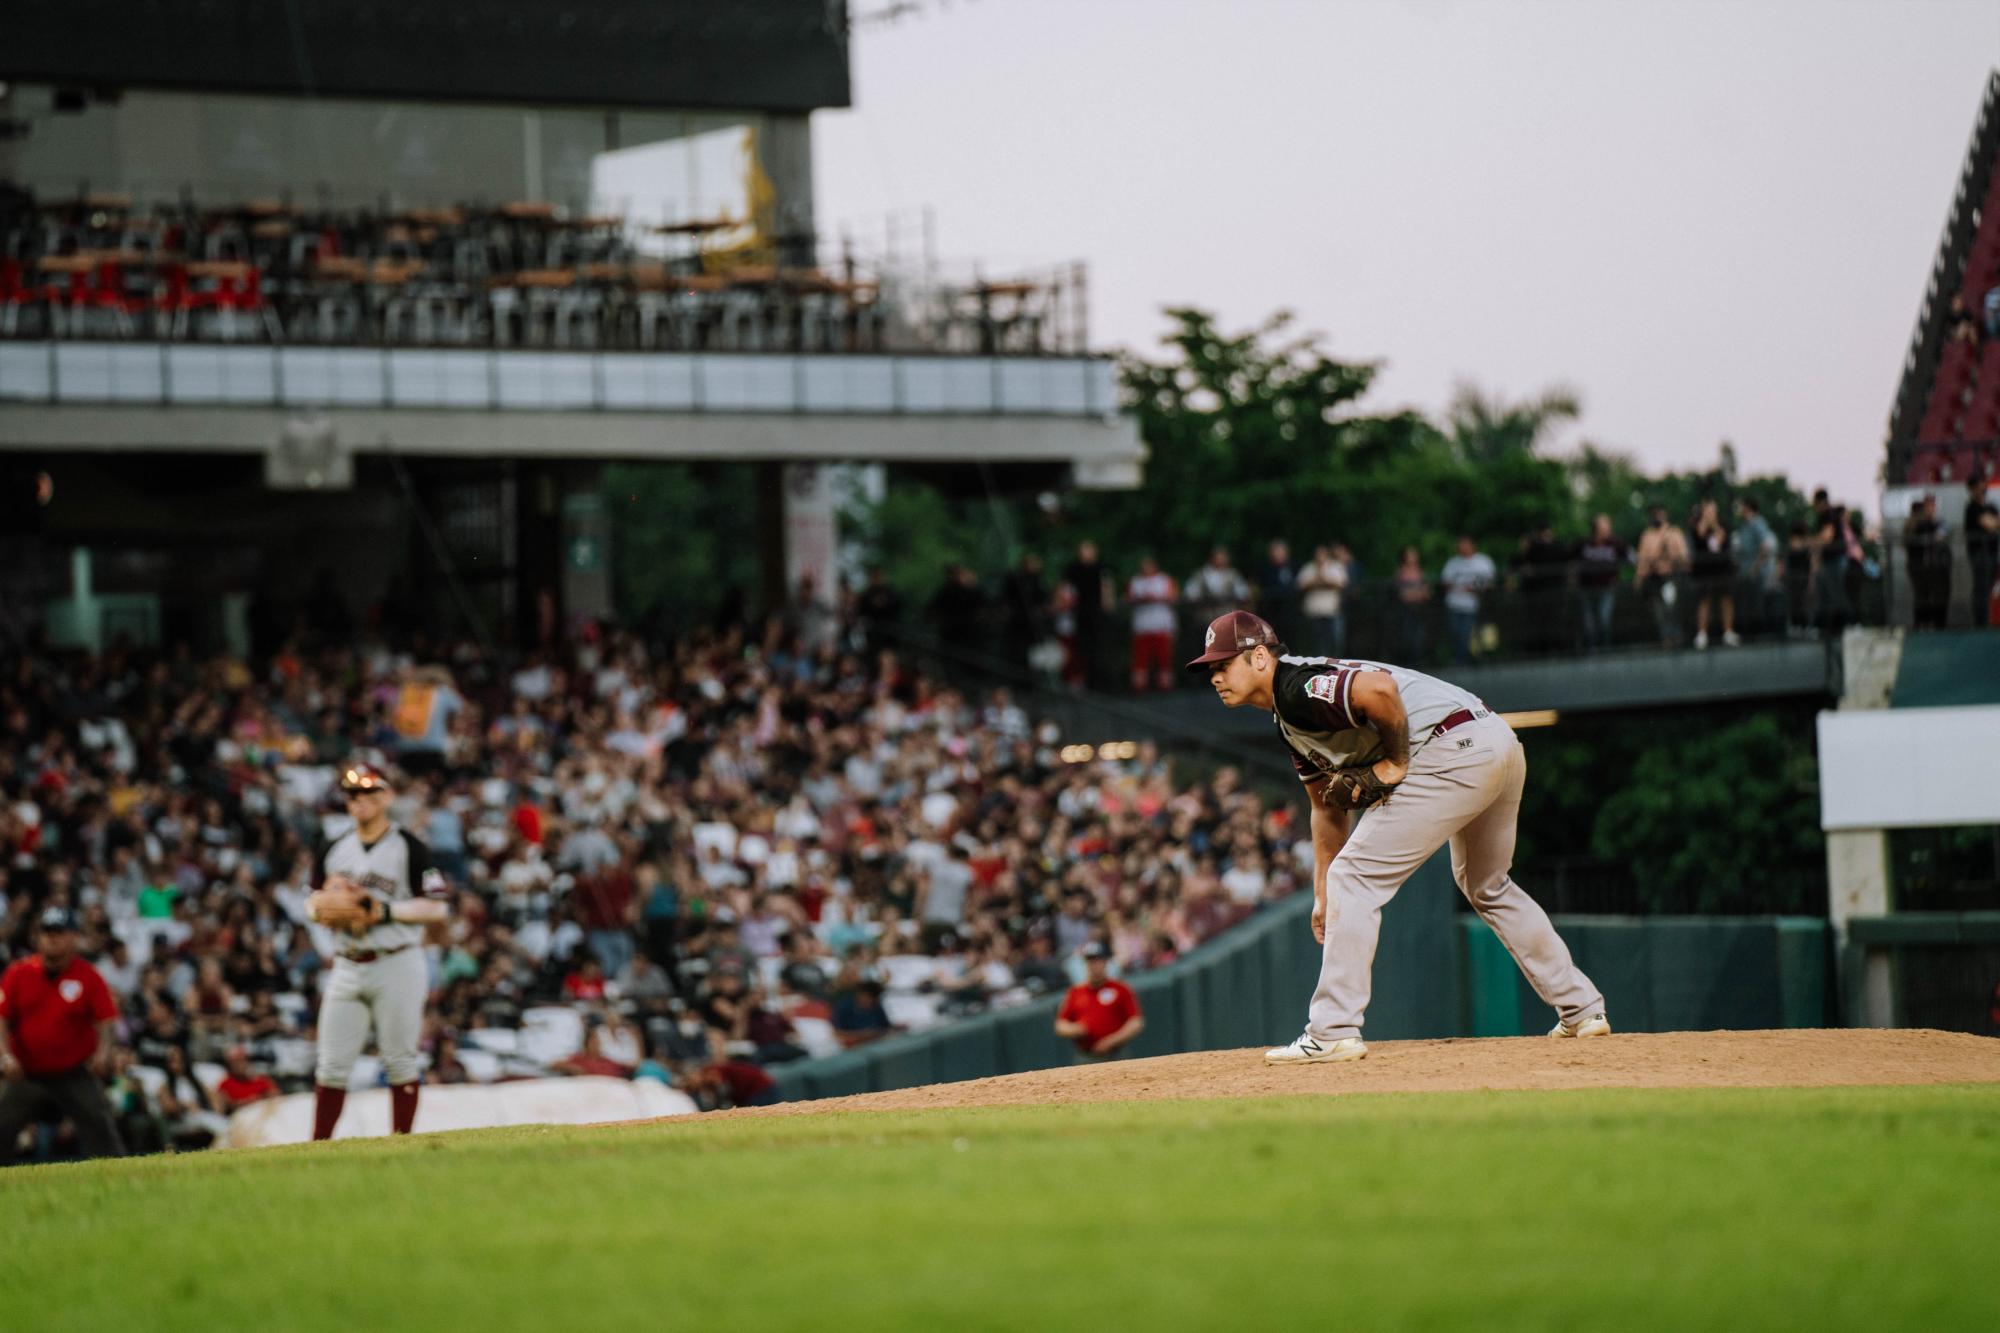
[317,826,449,953]
[1271,655,1487,784]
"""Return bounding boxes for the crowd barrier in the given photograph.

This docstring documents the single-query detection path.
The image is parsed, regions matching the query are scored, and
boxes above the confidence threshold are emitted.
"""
[771,853,1836,1103]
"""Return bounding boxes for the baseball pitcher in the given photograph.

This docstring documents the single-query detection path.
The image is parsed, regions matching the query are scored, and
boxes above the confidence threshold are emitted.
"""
[306,761,451,1137]
[1189,611,1609,1063]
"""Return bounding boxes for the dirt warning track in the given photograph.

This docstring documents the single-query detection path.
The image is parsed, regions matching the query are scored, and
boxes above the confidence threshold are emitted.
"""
[721,1029,2000,1119]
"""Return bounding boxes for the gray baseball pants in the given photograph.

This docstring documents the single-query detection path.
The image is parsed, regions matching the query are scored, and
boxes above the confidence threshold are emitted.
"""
[1308,715,1603,1041]
[316,947,427,1087]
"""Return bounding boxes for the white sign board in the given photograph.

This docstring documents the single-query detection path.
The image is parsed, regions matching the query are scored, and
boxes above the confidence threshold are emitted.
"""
[1816,706,2000,830]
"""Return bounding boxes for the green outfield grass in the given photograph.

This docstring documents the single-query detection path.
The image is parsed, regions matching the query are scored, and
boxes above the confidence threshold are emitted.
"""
[5,1084,1998,1331]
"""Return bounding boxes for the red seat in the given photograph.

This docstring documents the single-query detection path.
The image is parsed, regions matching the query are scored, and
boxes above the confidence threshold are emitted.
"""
[1919,339,1978,442]
[1961,341,2000,442]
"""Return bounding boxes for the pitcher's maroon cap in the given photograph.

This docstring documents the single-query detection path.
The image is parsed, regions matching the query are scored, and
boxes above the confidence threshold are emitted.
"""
[1186,610,1280,671]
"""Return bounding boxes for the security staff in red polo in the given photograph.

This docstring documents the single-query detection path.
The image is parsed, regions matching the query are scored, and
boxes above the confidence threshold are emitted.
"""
[0,907,126,1164]
[1054,942,1144,1062]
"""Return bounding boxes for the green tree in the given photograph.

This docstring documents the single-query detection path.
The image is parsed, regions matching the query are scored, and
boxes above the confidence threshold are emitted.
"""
[841,472,998,611]
[1589,714,1825,913]
[605,462,761,629]
[1444,381,1581,464]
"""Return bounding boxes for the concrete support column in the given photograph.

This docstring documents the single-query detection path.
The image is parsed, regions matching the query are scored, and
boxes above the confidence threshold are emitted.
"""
[760,113,816,262]
[1826,828,1894,1027]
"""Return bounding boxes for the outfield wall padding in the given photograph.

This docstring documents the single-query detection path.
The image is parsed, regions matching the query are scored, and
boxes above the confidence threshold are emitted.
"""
[769,851,1833,1102]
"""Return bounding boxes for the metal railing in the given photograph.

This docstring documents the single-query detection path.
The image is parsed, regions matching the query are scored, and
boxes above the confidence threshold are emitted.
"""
[888,570,1897,695]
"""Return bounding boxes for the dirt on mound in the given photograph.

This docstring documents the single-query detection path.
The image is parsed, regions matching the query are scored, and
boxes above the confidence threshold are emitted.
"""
[734,1029,2000,1119]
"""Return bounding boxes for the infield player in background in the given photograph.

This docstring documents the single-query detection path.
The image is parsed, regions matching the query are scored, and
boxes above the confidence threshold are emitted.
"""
[310,762,452,1139]
[1189,611,1609,1064]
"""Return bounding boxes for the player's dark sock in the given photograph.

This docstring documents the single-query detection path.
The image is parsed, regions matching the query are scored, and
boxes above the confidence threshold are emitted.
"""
[312,1085,346,1141]
[390,1081,419,1134]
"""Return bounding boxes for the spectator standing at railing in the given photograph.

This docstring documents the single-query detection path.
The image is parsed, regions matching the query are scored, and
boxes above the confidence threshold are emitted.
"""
[1783,520,1815,636]
[1439,536,1497,666]
[1297,545,1351,658]
[1393,546,1432,664]
[1904,494,1954,630]
[1810,499,1852,635]
[1512,524,1570,655]
[1731,498,1780,640]
[1254,540,1299,645]
[929,564,988,656]
[1061,541,1117,693]
[1965,477,1998,628]
[855,568,904,656]
[1125,556,1180,693]
[1634,505,1690,648]
[1185,548,1252,662]
[1689,499,1737,650]
[1573,515,1627,653]
[999,552,1050,672]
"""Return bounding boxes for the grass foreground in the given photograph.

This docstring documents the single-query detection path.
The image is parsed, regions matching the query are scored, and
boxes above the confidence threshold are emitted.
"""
[5,1084,1999,1330]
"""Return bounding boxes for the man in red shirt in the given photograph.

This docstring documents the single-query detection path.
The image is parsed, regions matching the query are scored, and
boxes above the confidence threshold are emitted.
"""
[1055,942,1144,1062]
[0,908,126,1163]
[215,1047,280,1112]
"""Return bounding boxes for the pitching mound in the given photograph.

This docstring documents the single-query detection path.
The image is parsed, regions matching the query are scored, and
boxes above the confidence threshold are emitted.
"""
[738,1029,2000,1118]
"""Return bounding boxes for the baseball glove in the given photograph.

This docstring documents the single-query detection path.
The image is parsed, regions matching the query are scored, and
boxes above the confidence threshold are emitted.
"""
[307,878,380,934]
[1322,765,1401,812]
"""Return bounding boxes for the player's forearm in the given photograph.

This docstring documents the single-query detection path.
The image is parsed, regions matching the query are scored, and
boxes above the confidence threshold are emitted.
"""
[387,899,450,925]
[1309,802,1348,896]
[1105,1016,1143,1048]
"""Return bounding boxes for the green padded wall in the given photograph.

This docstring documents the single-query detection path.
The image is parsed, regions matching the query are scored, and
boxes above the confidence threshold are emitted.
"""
[769,869,1833,1103]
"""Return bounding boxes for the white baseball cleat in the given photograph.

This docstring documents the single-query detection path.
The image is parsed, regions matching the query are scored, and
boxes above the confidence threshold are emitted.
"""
[1264,1034,1367,1065]
[1548,1013,1612,1038]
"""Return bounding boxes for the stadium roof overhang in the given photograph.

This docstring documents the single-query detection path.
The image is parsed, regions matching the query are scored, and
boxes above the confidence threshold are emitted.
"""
[1,0,851,114]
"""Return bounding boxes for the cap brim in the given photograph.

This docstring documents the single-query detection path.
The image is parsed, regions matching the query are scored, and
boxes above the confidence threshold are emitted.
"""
[1184,649,1239,672]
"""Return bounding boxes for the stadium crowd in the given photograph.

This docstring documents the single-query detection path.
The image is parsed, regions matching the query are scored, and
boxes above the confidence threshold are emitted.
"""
[0,617,1307,1159]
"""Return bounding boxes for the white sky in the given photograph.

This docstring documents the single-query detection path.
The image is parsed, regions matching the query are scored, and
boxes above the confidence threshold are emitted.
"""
[814,0,2000,512]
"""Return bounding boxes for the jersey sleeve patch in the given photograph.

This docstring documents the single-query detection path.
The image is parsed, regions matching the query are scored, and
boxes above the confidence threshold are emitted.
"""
[1302,669,1359,729]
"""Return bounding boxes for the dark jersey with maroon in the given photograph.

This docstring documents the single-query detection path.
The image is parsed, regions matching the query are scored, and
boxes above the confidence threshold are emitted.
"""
[1059,977,1140,1046]
[0,955,118,1076]
[1271,655,1487,786]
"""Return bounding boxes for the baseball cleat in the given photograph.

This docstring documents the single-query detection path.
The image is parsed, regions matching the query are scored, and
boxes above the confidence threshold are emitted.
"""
[1264,1034,1367,1065]
[1548,1013,1612,1038]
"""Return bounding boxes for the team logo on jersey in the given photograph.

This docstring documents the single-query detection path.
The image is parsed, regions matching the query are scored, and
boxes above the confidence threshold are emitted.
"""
[59,979,84,1003]
[1305,672,1343,704]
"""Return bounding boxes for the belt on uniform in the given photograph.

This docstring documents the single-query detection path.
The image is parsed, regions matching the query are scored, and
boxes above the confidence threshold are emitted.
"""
[1430,707,1491,739]
[338,944,410,964]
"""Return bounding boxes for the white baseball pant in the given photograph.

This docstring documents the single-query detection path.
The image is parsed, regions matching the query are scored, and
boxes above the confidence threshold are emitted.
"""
[1307,715,1604,1041]
[316,947,427,1087]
